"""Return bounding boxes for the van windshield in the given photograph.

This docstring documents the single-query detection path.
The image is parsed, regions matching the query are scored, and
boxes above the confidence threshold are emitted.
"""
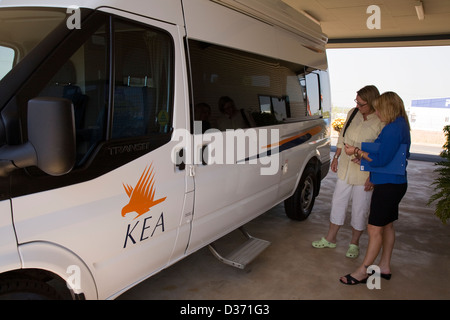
[0,8,66,81]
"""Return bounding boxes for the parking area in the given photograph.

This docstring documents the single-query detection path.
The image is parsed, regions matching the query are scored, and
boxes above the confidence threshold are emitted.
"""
[117,157,450,300]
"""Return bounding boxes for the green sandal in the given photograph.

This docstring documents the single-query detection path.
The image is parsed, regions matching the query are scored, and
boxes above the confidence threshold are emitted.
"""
[312,237,336,248]
[346,244,359,258]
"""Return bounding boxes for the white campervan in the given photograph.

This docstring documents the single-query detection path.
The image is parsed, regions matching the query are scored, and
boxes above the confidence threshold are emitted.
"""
[0,0,331,299]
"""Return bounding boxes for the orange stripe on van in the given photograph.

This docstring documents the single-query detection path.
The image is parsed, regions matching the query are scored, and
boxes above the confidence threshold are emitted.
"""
[263,125,322,149]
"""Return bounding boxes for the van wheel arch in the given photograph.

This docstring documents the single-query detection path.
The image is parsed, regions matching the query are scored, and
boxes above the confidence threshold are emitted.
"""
[0,269,73,300]
[18,242,97,299]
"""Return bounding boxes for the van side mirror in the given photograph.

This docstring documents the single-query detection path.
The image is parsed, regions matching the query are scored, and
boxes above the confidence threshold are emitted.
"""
[0,97,76,176]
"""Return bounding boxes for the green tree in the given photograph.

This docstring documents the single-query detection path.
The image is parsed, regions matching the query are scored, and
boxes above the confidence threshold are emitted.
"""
[428,125,450,224]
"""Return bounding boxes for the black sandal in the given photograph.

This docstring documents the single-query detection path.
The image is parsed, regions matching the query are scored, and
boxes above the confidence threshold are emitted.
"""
[340,273,368,285]
[367,268,392,280]
[381,273,392,280]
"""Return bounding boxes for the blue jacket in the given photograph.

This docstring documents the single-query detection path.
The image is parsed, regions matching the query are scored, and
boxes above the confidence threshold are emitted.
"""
[368,116,411,185]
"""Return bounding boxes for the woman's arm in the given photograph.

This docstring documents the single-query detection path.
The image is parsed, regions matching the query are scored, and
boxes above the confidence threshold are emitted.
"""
[344,144,372,162]
[331,148,341,173]
[344,121,403,166]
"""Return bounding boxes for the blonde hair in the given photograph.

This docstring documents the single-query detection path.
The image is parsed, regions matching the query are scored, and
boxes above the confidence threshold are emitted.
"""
[357,85,380,112]
[373,91,411,130]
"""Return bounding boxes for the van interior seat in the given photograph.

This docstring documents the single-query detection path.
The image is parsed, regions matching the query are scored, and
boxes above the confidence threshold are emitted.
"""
[112,47,156,138]
[40,61,88,130]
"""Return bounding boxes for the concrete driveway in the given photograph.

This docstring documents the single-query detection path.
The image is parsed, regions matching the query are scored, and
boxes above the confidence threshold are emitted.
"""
[117,158,450,300]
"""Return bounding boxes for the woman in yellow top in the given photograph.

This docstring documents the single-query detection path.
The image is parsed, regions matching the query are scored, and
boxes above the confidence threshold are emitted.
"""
[312,85,384,258]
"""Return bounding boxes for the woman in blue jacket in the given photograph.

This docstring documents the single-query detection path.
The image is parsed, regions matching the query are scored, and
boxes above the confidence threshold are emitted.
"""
[340,91,411,285]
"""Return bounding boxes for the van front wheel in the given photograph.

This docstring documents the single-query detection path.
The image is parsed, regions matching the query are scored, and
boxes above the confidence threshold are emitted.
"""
[0,278,63,300]
[284,165,317,221]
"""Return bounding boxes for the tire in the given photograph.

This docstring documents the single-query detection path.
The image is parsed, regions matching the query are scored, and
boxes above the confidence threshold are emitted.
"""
[0,278,63,300]
[284,165,317,221]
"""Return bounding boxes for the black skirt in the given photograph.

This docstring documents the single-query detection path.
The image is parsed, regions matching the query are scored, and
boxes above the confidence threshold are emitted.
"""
[369,183,408,226]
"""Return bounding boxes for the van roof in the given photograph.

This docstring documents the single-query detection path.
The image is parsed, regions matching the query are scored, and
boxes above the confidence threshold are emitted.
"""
[0,0,328,68]
[0,0,185,26]
[0,0,327,43]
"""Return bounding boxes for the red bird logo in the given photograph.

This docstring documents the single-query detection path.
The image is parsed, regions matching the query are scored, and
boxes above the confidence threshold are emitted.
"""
[122,164,167,219]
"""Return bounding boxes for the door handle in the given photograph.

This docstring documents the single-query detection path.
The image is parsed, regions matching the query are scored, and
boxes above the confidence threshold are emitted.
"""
[201,144,209,165]
[175,148,185,171]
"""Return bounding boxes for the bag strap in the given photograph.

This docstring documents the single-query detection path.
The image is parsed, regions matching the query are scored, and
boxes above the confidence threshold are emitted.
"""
[342,108,359,137]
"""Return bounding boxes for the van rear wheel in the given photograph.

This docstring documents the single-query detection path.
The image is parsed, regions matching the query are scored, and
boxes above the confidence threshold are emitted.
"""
[284,165,317,221]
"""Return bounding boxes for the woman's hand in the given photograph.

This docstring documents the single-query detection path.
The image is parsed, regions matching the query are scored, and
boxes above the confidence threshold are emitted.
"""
[331,158,338,172]
[331,148,341,173]
[344,144,356,156]
[345,144,362,163]
[364,177,374,191]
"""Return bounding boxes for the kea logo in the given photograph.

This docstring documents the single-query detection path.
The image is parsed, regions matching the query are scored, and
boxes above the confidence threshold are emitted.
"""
[122,164,167,220]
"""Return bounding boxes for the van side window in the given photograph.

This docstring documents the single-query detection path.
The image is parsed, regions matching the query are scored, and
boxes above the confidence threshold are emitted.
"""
[0,46,15,81]
[113,20,173,139]
[301,70,322,116]
[38,23,109,165]
[188,39,320,131]
[37,17,174,166]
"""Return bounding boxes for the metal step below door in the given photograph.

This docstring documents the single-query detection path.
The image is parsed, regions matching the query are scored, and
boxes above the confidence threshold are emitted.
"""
[208,227,271,269]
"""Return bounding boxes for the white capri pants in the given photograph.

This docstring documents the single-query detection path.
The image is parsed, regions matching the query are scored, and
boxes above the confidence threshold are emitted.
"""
[330,178,372,231]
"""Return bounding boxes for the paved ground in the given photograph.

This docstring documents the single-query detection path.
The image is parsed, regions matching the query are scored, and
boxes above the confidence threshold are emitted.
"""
[117,157,450,300]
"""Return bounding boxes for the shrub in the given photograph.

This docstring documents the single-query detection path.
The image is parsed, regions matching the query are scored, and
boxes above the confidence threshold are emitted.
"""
[428,125,450,224]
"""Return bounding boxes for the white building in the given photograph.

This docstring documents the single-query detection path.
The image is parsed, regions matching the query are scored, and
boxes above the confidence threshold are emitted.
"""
[409,98,450,131]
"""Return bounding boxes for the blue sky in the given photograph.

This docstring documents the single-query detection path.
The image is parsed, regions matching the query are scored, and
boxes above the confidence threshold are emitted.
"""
[326,45,450,110]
